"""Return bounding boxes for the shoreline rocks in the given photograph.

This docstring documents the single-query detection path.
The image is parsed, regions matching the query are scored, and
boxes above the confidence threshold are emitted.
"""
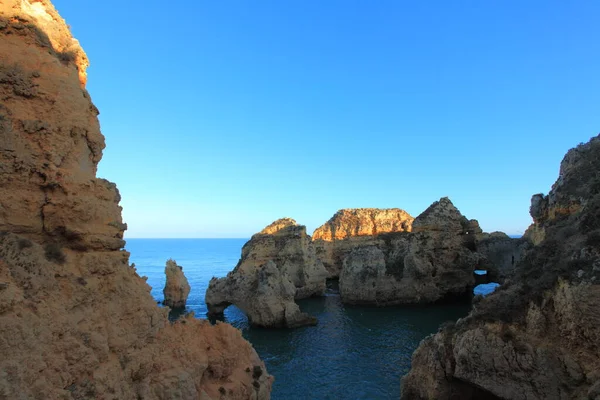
[400,134,600,400]
[162,259,190,309]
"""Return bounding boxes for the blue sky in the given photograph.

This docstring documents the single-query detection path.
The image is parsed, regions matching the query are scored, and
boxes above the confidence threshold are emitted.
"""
[53,0,599,238]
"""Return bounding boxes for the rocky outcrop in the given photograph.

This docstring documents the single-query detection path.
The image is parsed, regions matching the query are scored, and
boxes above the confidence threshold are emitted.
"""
[411,197,468,233]
[235,218,328,299]
[163,259,190,309]
[205,218,325,327]
[401,135,600,400]
[206,261,317,328]
[313,208,414,277]
[0,2,272,398]
[474,232,529,279]
[338,199,480,305]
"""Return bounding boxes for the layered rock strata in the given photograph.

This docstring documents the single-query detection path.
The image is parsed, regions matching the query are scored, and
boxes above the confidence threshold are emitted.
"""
[163,259,191,309]
[0,2,272,398]
[313,208,414,277]
[339,198,481,305]
[401,135,600,400]
[205,218,326,327]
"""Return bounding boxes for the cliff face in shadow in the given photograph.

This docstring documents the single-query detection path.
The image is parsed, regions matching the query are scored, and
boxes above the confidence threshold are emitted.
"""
[0,2,271,398]
[401,135,600,400]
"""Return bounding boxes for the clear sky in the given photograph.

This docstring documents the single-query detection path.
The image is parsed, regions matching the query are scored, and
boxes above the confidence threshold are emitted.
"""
[53,0,599,238]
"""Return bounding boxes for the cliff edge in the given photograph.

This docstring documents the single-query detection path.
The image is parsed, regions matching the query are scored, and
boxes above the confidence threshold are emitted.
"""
[400,135,600,400]
[0,2,272,398]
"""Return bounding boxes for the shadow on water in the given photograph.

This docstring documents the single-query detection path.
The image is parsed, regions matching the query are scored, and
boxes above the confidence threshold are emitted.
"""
[167,307,189,322]
[218,294,471,400]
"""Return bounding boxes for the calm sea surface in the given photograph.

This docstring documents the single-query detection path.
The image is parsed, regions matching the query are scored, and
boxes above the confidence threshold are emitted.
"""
[127,238,471,400]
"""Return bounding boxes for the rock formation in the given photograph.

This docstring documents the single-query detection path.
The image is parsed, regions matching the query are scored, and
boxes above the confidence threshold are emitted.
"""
[339,244,403,304]
[401,135,600,400]
[0,2,272,398]
[234,218,328,299]
[411,197,468,233]
[338,198,481,305]
[313,208,414,277]
[474,232,529,280]
[205,218,326,328]
[163,259,191,309]
[206,260,317,328]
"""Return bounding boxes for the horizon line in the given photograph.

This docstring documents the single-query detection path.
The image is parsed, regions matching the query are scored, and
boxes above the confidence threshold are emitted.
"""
[125,234,524,240]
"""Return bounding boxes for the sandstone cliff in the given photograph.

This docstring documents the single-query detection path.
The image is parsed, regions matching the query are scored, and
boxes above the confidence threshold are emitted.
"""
[163,259,191,309]
[338,199,481,305]
[0,2,272,398]
[205,218,325,328]
[401,135,600,400]
[313,208,414,277]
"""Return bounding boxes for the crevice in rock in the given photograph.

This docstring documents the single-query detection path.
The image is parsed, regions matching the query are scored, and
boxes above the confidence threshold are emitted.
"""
[40,190,49,235]
[448,378,504,400]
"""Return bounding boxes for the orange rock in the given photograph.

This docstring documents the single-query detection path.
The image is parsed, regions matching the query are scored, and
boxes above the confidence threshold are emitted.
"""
[0,1,272,398]
[313,208,414,277]
[313,208,414,241]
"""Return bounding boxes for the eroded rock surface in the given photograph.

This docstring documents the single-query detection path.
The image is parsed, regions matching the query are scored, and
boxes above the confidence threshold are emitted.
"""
[475,232,529,279]
[338,199,480,305]
[237,218,328,299]
[401,135,600,400]
[163,259,190,309]
[411,197,466,233]
[205,218,324,327]
[206,260,317,328]
[0,2,272,398]
[313,208,414,277]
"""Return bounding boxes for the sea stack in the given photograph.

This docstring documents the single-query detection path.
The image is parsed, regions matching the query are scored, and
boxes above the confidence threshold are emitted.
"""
[163,259,191,309]
[401,135,600,400]
[206,218,325,328]
[0,1,272,398]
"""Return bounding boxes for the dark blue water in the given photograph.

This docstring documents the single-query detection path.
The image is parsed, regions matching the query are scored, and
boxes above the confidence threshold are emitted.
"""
[127,239,471,400]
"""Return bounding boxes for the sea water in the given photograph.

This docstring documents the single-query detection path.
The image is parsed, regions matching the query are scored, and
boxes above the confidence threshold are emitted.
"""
[127,239,471,400]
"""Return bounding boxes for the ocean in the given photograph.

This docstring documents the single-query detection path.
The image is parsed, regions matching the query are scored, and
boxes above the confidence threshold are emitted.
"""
[127,238,471,400]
